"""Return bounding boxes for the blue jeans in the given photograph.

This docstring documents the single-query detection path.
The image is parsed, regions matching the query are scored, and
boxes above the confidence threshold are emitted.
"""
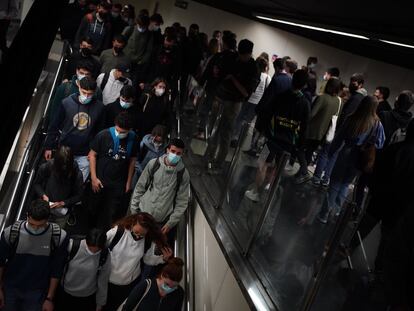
[3,287,45,311]
[74,155,89,182]
[319,179,352,218]
[313,143,338,183]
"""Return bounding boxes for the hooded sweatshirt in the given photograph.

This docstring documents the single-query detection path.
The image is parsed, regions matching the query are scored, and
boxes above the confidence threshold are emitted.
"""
[137,134,167,174]
[379,108,412,147]
[106,226,164,285]
[130,156,190,228]
[62,239,110,308]
[123,26,154,65]
[45,93,105,156]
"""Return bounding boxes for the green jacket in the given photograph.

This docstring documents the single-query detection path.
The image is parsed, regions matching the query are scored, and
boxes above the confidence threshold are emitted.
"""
[122,26,154,65]
[306,94,342,141]
[130,156,190,228]
[48,76,103,122]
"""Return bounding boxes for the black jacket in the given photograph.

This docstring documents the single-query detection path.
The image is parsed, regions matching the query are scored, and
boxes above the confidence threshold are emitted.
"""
[379,108,412,147]
[337,89,366,128]
[122,278,184,311]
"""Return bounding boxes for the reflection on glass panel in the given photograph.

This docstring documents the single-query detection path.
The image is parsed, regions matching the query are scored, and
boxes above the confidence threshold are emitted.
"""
[220,123,288,251]
[248,159,353,311]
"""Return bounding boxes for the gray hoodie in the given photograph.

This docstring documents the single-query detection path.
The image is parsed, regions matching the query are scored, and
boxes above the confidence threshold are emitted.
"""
[62,239,111,308]
[130,155,190,228]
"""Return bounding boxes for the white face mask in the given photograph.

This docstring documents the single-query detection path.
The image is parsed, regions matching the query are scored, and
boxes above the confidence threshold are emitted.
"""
[115,128,128,139]
[155,87,165,97]
[137,26,146,33]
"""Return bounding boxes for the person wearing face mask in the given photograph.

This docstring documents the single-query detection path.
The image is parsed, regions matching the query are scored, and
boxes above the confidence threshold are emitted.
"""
[54,229,110,311]
[121,4,135,26]
[110,3,128,38]
[120,257,184,311]
[74,1,113,55]
[50,60,103,122]
[122,13,154,86]
[44,77,105,181]
[63,37,101,80]
[131,124,168,189]
[318,67,340,95]
[149,13,164,50]
[104,213,172,311]
[130,138,190,244]
[97,62,132,105]
[99,34,132,74]
[88,112,138,230]
[0,200,69,311]
[33,146,83,228]
[104,84,138,129]
[135,78,172,139]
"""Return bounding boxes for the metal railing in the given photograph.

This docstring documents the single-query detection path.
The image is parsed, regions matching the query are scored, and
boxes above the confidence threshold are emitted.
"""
[0,40,71,235]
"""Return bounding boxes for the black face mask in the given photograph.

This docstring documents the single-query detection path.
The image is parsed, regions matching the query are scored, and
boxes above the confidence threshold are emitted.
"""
[113,46,124,54]
[81,47,92,57]
[118,76,127,83]
[131,231,144,241]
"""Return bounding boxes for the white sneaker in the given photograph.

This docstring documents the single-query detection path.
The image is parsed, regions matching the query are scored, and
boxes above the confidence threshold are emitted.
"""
[245,189,260,202]
[264,183,271,191]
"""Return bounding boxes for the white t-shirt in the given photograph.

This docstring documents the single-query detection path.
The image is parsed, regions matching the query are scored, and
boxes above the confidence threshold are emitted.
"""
[97,69,132,105]
[248,72,271,105]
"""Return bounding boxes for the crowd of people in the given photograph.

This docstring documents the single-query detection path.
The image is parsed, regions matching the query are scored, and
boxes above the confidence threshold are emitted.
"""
[0,0,413,310]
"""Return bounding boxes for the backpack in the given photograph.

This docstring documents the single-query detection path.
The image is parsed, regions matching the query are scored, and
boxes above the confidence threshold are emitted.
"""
[388,127,407,145]
[108,226,151,253]
[8,220,61,259]
[63,81,75,98]
[145,158,185,209]
[109,127,136,159]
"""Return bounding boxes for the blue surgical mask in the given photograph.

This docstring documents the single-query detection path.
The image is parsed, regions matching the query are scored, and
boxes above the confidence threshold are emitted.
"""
[120,99,132,109]
[77,73,86,81]
[161,283,177,294]
[167,152,181,165]
[26,223,46,235]
[79,94,93,104]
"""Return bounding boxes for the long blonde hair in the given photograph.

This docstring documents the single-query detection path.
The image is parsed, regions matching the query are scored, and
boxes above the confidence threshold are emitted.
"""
[346,95,379,137]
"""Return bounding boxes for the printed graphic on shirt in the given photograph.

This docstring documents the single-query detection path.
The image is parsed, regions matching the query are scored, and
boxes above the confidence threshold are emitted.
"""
[108,144,127,161]
[73,112,90,130]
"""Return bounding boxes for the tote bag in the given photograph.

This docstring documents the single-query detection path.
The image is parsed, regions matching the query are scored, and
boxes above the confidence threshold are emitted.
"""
[117,279,152,311]
[325,97,342,143]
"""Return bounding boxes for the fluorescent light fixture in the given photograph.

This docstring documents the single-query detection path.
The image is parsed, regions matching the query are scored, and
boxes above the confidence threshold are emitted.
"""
[379,39,414,49]
[256,15,369,40]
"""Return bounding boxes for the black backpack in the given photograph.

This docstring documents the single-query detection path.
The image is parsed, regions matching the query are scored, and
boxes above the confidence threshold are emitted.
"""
[8,220,61,259]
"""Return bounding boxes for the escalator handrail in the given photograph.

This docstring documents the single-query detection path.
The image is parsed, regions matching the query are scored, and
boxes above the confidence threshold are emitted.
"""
[0,40,72,235]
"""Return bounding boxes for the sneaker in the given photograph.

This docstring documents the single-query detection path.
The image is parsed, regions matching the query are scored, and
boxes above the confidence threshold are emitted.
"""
[311,177,321,187]
[294,173,312,184]
[245,189,260,202]
[230,139,238,148]
[321,179,329,188]
[264,183,271,191]
[243,149,258,157]
[317,214,328,224]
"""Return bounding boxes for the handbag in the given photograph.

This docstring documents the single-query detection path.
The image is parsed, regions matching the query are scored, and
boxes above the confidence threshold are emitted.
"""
[117,279,152,311]
[356,122,378,174]
[325,97,342,143]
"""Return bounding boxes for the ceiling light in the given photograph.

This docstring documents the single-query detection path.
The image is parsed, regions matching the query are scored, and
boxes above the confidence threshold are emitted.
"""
[379,39,414,49]
[256,15,369,40]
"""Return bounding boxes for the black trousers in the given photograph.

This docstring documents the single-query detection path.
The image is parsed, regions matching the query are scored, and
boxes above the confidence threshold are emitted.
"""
[0,19,11,52]
[54,286,96,311]
[88,185,129,231]
[103,279,140,311]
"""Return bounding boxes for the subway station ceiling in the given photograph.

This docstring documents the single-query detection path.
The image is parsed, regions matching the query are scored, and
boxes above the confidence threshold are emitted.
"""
[194,0,414,70]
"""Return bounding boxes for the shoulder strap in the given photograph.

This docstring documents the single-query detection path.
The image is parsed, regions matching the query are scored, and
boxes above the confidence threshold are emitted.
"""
[9,220,24,258]
[50,223,62,253]
[145,158,161,191]
[109,127,120,156]
[133,279,152,311]
[144,238,152,254]
[109,226,124,251]
[98,247,109,269]
[64,82,73,98]
[100,72,111,91]
[142,94,151,112]
[68,238,81,262]
[336,97,342,116]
